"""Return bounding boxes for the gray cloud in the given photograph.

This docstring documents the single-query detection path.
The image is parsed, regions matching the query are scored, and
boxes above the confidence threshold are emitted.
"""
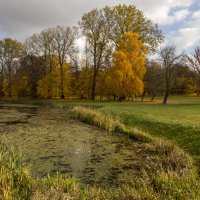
[0,0,133,40]
[0,0,198,53]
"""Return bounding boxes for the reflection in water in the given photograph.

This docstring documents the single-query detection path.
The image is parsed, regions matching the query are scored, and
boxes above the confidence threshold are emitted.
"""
[0,106,149,187]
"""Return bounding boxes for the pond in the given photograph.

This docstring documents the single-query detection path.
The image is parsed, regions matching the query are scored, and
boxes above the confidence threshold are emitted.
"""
[0,105,150,187]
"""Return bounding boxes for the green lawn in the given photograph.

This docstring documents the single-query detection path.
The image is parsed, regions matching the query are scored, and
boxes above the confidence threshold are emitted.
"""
[96,96,200,167]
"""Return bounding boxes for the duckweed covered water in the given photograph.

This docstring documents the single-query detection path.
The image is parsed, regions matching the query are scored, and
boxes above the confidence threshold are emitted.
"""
[0,105,151,187]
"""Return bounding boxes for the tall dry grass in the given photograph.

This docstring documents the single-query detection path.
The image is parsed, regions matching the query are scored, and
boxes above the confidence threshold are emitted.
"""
[70,106,154,142]
[70,106,123,133]
[0,142,32,200]
[0,141,200,199]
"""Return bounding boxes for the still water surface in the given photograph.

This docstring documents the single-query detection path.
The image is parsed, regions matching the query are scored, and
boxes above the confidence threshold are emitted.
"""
[0,106,149,186]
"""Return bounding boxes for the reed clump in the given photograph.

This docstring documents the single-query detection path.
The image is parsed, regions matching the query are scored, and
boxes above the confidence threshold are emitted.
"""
[0,142,32,200]
[70,106,153,142]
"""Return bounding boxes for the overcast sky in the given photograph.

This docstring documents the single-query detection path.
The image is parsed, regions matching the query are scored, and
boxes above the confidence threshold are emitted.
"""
[0,0,200,53]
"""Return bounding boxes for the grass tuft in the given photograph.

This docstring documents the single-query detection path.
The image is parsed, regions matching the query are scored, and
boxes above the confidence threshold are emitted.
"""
[70,106,123,133]
[70,106,153,142]
[0,142,32,200]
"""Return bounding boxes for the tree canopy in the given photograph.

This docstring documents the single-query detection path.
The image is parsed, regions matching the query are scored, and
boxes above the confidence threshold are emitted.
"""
[0,4,199,101]
[103,4,164,53]
[105,32,147,99]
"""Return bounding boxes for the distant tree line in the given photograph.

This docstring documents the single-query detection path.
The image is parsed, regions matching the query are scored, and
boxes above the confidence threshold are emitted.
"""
[0,4,199,104]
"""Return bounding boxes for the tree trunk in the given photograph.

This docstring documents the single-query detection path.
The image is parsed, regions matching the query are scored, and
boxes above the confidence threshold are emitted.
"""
[47,75,51,98]
[151,95,155,101]
[91,70,97,100]
[91,41,97,100]
[47,64,53,99]
[163,90,169,104]
[60,65,65,99]
[8,66,11,97]
[135,95,138,101]
[197,89,200,96]
[0,71,4,97]
[197,79,200,96]
[141,91,146,101]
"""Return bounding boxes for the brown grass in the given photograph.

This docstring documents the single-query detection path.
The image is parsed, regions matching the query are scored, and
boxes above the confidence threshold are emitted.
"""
[70,106,154,142]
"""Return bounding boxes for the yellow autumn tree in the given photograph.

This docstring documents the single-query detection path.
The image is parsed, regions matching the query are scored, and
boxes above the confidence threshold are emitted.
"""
[106,32,147,99]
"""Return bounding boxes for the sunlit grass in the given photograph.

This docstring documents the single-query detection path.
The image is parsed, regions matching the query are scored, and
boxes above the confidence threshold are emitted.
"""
[70,106,154,142]
[0,143,32,200]
[95,101,200,165]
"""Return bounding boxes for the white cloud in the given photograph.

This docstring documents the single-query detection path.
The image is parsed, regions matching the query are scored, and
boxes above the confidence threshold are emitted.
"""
[174,9,190,21]
[164,7,200,53]
[150,8,190,25]
[172,28,200,50]
[192,10,200,18]
[132,0,193,25]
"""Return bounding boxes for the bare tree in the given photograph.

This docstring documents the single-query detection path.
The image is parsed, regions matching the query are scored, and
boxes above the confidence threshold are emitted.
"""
[52,26,79,99]
[79,9,112,100]
[26,29,57,74]
[26,26,79,99]
[159,45,183,104]
[141,60,163,101]
[187,46,200,96]
[25,29,58,98]
[0,40,5,97]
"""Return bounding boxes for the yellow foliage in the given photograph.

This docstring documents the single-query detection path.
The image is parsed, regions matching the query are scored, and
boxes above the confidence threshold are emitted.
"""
[2,76,29,97]
[106,32,147,98]
[72,67,93,98]
[37,63,71,98]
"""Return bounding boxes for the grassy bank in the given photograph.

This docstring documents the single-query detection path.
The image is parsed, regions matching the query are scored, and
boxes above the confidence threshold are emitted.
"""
[70,106,153,142]
[1,139,200,199]
[69,106,200,199]
[95,101,200,167]
[55,95,200,168]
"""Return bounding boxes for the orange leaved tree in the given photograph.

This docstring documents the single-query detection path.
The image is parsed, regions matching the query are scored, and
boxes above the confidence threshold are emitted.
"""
[106,32,147,100]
